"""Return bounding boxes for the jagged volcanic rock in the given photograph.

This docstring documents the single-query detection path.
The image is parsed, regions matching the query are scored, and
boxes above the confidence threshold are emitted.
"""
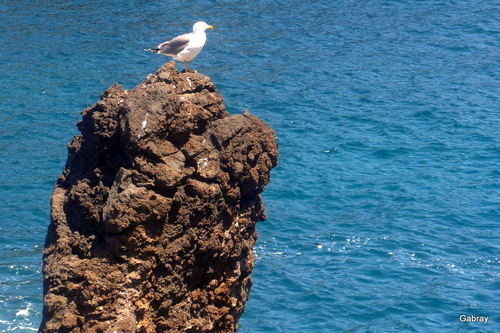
[40,62,278,333]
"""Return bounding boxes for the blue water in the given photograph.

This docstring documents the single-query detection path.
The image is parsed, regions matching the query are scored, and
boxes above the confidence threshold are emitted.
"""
[1,0,498,331]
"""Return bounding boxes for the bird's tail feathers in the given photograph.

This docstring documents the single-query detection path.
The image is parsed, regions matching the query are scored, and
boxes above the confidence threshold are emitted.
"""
[144,48,160,53]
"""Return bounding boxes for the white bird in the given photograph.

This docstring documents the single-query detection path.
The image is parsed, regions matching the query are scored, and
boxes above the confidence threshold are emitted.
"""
[145,21,213,72]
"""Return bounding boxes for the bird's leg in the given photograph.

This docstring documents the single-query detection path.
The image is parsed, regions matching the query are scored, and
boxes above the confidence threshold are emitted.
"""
[187,61,197,73]
[183,61,187,72]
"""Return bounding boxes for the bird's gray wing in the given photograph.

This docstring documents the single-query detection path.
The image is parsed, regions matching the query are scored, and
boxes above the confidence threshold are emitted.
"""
[157,33,191,55]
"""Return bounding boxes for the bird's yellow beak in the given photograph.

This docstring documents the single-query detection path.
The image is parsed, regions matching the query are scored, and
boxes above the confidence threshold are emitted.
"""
[207,26,214,30]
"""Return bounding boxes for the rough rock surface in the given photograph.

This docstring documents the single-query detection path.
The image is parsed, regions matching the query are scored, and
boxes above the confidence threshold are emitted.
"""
[40,62,278,333]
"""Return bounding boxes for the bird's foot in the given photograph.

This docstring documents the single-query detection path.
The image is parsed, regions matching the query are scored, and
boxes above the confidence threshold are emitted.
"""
[181,69,197,73]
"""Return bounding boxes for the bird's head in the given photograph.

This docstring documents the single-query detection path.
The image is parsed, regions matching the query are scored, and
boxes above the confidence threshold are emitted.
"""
[193,21,213,33]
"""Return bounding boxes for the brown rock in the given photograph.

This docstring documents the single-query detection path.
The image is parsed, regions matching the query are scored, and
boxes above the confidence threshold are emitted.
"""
[40,61,278,332]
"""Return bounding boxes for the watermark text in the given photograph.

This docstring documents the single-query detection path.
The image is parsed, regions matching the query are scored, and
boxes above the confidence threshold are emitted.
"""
[459,314,488,324]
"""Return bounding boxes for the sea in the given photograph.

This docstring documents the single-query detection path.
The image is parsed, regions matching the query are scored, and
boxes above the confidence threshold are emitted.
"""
[0,0,498,332]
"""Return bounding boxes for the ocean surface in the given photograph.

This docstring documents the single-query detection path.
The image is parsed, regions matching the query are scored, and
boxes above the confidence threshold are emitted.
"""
[1,0,498,331]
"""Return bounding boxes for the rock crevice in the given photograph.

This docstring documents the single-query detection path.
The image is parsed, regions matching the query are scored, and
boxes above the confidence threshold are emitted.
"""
[40,62,278,333]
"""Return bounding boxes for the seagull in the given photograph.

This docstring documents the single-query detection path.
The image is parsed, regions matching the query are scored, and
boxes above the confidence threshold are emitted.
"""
[145,21,213,72]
